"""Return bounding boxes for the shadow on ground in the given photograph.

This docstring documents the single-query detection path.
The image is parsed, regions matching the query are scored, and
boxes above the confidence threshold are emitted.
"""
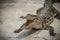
[16,29,40,39]
[55,33,60,40]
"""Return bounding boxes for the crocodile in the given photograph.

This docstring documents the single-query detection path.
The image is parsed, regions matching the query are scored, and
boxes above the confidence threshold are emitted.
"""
[14,0,60,36]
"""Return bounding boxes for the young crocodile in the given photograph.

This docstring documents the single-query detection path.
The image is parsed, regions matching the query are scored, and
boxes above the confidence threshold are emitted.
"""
[14,0,60,36]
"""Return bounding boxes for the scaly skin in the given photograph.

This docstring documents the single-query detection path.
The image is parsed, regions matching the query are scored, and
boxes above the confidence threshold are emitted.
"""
[14,0,60,36]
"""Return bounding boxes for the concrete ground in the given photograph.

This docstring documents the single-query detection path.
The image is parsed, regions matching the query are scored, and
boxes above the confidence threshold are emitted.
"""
[0,0,60,40]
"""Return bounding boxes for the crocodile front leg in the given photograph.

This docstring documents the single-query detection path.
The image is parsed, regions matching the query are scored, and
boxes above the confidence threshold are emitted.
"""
[44,25,56,36]
[48,26,56,36]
